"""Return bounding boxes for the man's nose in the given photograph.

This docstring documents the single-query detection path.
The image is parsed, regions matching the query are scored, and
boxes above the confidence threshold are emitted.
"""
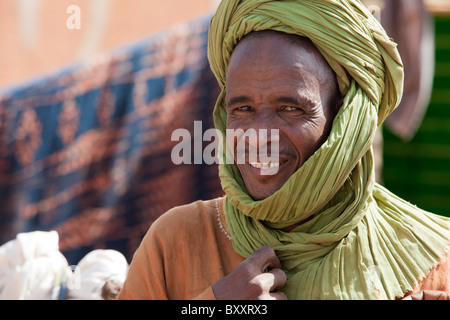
[245,127,280,149]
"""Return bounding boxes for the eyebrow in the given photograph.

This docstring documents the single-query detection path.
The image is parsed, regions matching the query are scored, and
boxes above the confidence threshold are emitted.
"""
[226,95,251,108]
[226,94,314,109]
[275,96,306,106]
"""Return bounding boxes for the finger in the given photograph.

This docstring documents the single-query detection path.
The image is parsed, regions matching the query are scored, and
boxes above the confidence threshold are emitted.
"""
[267,267,286,292]
[254,268,286,296]
[247,246,281,272]
[267,291,288,300]
[403,290,450,300]
[422,290,450,300]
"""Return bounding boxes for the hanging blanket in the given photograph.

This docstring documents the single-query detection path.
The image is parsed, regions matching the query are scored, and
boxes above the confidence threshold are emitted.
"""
[0,15,222,264]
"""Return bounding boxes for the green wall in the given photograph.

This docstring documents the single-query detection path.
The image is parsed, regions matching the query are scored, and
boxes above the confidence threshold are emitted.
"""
[383,15,450,217]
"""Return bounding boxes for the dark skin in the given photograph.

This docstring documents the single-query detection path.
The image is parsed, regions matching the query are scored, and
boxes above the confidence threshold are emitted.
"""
[212,31,342,300]
[225,31,341,201]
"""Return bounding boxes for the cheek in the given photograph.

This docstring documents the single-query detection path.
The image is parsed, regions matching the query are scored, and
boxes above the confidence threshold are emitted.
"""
[288,118,329,155]
[226,115,240,129]
[225,116,244,144]
[226,112,258,129]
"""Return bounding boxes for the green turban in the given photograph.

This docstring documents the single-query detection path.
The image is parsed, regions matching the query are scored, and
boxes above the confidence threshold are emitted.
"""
[207,0,450,299]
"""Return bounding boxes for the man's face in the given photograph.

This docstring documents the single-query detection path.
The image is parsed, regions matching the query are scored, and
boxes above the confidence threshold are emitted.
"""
[225,32,341,200]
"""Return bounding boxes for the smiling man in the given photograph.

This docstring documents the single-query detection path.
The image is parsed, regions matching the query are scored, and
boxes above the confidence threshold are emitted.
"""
[119,0,450,300]
[225,31,341,201]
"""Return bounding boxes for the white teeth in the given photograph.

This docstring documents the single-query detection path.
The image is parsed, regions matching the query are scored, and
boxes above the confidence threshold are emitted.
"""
[269,162,279,168]
[250,162,279,169]
[250,162,262,168]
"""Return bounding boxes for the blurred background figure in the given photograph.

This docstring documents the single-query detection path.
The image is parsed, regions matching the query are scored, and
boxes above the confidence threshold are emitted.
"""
[363,0,436,183]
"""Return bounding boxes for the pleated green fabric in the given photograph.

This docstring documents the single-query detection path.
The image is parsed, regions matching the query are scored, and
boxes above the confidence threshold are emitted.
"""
[207,0,450,299]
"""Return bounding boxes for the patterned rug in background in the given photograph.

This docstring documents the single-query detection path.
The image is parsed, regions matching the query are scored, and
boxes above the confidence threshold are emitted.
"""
[0,15,223,264]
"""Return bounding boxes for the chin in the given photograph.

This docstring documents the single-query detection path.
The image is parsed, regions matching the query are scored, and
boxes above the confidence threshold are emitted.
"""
[237,157,299,200]
[246,183,284,201]
[239,169,295,201]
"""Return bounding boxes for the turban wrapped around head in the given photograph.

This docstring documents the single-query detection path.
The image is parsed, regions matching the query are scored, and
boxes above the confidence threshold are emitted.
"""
[207,0,450,300]
[208,0,404,127]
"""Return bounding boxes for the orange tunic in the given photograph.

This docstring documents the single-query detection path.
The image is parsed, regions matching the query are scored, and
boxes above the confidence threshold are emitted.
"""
[118,198,244,300]
[118,197,450,300]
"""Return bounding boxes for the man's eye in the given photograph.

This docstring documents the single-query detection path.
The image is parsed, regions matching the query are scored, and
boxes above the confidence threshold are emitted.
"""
[237,106,252,112]
[282,105,301,112]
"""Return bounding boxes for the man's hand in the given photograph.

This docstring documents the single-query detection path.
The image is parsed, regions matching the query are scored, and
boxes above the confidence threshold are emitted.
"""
[212,246,287,300]
[403,290,450,300]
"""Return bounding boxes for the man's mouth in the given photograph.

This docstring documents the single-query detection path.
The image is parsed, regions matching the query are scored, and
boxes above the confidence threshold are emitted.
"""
[246,160,284,176]
[249,161,280,169]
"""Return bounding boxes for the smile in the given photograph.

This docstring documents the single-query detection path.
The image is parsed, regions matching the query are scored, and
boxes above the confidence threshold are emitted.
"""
[249,162,279,169]
[247,161,283,176]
